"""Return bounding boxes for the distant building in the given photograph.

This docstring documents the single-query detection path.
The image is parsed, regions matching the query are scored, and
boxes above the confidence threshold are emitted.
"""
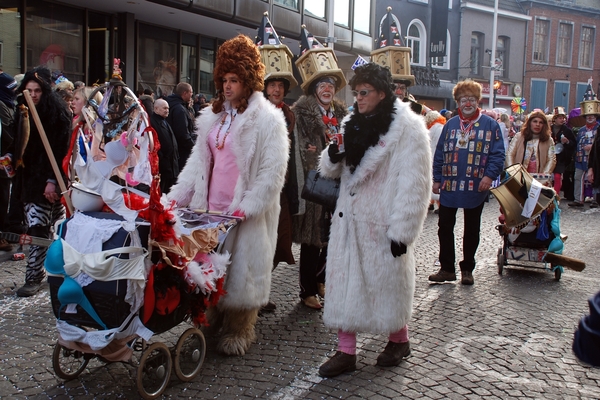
[519,0,600,111]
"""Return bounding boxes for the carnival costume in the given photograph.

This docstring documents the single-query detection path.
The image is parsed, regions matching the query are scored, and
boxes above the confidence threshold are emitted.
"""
[319,97,431,334]
[167,35,289,356]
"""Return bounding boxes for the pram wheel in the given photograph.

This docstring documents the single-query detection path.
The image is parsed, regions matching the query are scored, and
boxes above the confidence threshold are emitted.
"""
[174,328,206,381]
[553,265,562,281]
[497,247,504,275]
[136,342,172,400]
[52,342,90,380]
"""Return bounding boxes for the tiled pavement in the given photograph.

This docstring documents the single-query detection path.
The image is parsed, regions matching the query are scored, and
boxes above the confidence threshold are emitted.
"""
[1,198,599,399]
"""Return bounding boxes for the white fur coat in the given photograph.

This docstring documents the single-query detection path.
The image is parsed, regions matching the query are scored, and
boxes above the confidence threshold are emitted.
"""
[319,99,432,334]
[168,92,289,310]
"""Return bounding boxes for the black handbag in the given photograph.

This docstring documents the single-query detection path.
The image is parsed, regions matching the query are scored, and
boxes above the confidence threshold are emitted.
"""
[301,170,340,210]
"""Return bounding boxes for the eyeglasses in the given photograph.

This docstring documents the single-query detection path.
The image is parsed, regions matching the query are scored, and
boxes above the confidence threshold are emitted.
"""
[351,89,376,97]
[460,97,478,105]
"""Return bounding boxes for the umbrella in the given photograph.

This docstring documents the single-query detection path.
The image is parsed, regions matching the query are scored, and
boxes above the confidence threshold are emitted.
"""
[511,97,527,114]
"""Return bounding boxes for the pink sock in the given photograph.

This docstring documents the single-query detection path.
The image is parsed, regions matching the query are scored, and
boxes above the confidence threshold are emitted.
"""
[388,325,409,343]
[337,330,356,355]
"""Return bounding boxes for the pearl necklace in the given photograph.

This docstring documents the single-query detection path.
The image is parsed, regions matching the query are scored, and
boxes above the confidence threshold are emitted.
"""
[215,111,236,150]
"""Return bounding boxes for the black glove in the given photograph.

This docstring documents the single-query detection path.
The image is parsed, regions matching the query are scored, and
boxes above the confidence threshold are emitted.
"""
[328,143,345,164]
[391,240,407,258]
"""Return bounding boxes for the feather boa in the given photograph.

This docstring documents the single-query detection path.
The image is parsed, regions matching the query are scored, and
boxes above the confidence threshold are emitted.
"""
[344,100,395,171]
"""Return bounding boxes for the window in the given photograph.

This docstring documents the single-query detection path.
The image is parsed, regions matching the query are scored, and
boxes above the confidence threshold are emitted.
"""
[407,20,426,66]
[353,0,370,33]
[553,81,569,110]
[304,0,325,19]
[199,36,215,98]
[138,23,178,97]
[533,18,550,63]
[496,36,509,79]
[432,30,450,70]
[334,0,349,27]
[274,0,298,10]
[470,32,483,76]
[530,79,548,111]
[579,26,595,69]
[556,22,573,66]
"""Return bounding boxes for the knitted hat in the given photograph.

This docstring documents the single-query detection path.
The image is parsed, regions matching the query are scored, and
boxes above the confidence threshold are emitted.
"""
[452,80,482,102]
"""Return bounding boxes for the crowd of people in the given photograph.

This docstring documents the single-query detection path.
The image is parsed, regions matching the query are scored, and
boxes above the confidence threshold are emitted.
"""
[0,28,599,376]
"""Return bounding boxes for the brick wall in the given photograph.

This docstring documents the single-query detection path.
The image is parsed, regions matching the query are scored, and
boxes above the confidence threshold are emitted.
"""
[523,4,600,111]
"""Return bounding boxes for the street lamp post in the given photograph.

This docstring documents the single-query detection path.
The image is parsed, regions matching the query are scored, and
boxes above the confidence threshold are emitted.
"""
[493,80,501,107]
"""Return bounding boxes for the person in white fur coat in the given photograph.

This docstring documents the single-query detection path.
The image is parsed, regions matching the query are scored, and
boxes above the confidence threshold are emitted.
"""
[317,63,431,377]
[167,35,289,356]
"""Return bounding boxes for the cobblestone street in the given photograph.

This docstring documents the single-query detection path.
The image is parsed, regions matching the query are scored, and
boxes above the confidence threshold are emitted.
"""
[1,198,599,399]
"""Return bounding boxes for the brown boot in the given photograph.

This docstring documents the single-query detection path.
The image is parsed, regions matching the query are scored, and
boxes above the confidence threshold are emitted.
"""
[428,269,456,282]
[461,270,474,285]
[318,351,357,377]
[376,341,411,367]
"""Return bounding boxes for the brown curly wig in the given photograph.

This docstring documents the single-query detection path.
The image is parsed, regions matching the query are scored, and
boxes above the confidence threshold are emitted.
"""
[452,80,482,102]
[521,110,552,142]
[212,35,265,114]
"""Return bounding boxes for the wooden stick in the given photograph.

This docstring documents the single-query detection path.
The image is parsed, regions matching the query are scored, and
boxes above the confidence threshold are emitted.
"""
[23,90,74,215]
[544,252,586,272]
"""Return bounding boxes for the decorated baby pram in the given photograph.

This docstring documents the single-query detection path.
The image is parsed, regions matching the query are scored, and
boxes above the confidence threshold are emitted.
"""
[492,163,585,281]
[46,62,243,399]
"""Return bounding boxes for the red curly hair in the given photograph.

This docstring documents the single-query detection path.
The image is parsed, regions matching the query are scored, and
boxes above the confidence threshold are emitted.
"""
[212,35,265,114]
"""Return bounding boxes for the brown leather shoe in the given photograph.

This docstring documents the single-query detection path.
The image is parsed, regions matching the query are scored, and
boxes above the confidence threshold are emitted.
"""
[461,270,474,285]
[376,341,411,367]
[428,269,456,282]
[318,351,357,377]
[301,295,322,309]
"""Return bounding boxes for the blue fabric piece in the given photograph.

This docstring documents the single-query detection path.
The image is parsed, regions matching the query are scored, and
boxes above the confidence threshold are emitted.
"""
[535,210,549,241]
[433,113,506,209]
[546,199,564,273]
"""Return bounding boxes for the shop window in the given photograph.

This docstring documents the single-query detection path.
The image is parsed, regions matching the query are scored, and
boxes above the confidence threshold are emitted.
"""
[199,36,215,98]
[138,23,178,98]
[25,1,84,82]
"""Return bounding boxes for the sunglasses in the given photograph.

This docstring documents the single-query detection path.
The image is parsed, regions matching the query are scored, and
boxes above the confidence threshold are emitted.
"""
[351,89,376,97]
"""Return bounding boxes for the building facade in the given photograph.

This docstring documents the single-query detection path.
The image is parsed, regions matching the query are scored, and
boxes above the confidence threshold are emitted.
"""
[0,0,376,102]
[374,0,462,111]
[457,0,530,111]
[519,0,600,112]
